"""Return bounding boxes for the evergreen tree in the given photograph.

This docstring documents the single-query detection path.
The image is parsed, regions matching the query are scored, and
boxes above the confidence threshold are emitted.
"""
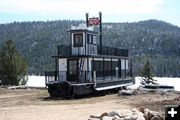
[0,40,28,85]
[141,59,155,83]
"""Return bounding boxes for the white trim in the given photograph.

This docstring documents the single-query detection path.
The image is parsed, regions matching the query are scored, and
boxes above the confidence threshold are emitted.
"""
[95,83,133,91]
[112,59,118,61]
[104,58,111,61]
[94,58,103,61]
[93,58,118,61]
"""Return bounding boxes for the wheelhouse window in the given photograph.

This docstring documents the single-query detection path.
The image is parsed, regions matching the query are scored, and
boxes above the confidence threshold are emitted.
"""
[74,33,83,47]
[93,35,96,44]
[87,34,96,44]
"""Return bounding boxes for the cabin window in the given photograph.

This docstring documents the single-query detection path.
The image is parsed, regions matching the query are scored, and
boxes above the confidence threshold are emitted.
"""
[93,60,103,77]
[104,61,112,76]
[93,61,103,71]
[74,33,83,47]
[112,61,118,76]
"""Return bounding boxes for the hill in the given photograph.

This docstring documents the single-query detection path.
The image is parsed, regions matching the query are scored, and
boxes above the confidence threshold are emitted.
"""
[0,20,180,76]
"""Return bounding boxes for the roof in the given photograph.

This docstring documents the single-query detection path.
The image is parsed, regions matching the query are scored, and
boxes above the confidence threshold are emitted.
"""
[52,54,132,59]
[67,29,99,34]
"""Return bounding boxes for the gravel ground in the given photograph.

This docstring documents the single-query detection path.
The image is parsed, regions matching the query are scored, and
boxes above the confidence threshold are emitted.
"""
[0,88,179,120]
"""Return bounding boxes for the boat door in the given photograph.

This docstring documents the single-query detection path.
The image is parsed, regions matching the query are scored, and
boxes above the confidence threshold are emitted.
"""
[67,59,78,82]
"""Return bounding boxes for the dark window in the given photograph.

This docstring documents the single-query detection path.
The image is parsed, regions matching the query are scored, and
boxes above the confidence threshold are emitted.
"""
[93,61,103,71]
[112,61,118,70]
[112,61,118,76]
[93,60,103,77]
[74,33,83,47]
[104,61,111,76]
[68,60,77,75]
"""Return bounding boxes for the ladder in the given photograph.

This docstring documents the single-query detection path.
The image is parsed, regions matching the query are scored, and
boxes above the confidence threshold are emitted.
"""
[78,57,85,83]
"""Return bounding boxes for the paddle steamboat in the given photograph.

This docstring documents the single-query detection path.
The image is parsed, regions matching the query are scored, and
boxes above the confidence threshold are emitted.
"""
[45,13,135,97]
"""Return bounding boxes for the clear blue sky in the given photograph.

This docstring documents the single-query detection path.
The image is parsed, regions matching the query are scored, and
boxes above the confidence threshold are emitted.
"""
[0,0,179,26]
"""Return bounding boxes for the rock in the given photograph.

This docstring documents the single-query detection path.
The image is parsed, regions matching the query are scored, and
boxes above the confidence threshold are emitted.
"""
[144,108,154,120]
[138,107,145,113]
[132,114,138,120]
[100,112,109,119]
[120,109,138,120]
[112,115,121,120]
[102,116,114,120]
[134,110,145,120]
[109,111,122,118]
[123,116,132,120]
[120,110,133,117]
[150,115,164,120]
[89,108,163,120]
[113,118,124,120]
[88,118,100,120]
[90,114,101,119]
[124,115,138,120]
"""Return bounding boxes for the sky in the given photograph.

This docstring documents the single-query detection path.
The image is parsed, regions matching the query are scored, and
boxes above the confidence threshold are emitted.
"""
[0,0,180,26]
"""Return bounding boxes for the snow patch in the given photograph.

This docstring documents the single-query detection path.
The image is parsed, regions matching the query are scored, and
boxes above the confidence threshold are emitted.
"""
[26,75,45,87]
[128,77,180,91]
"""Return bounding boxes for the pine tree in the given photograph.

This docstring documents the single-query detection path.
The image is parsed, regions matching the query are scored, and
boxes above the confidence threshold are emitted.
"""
[0,40,28,85]
[141,59,155,84]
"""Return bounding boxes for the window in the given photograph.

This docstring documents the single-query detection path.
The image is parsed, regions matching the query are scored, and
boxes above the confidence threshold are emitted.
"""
[112,61,118,70]
[93,35,96,44]
[104,61,111,76]
[87,34,92,44]
[93,60,103,77]
[87,34,96,44]
[74,33,83,47]
[68,60,77,75]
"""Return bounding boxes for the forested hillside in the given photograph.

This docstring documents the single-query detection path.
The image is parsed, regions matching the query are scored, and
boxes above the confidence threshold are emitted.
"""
[0,20,180,76]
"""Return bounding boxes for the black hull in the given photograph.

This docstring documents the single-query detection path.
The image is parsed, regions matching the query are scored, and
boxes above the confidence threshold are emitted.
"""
[47,82,94,98]
[46,78,134,98]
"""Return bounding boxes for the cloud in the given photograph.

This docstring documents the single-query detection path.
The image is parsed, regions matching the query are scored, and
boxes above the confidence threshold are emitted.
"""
[0,0,164,16]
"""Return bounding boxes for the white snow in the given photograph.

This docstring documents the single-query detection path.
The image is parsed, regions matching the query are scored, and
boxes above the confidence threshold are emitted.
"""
[128,77,180,91]
[26,75,46,88]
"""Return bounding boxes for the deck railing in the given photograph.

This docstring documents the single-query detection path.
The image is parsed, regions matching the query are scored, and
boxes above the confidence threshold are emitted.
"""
[45,70,132,84]
[57,45,128,57]
[98,46,128,57]
[45,71,58,84]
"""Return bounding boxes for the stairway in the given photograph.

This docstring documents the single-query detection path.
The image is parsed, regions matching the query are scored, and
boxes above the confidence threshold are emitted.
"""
[78,57,85,83]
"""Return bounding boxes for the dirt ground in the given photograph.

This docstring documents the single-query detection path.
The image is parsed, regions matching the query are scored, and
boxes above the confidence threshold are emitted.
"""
[0,88,179,120]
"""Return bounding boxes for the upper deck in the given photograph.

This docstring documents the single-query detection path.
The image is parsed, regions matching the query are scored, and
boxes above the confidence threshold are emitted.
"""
[55,24,129,58]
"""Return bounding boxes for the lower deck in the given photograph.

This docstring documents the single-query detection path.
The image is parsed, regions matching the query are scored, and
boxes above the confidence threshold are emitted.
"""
[45,55,134,97]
